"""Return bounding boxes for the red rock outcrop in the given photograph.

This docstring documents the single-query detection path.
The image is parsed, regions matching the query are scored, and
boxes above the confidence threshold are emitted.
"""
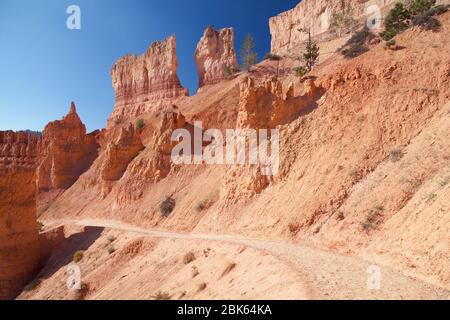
[114,110,187,203]
[237,76,323,129]
[195,26,237,89]
[221,76,324,204]
[0,131,41,300]
[100,124,144,198]
[37,102,99,191]
[108,36,188,127]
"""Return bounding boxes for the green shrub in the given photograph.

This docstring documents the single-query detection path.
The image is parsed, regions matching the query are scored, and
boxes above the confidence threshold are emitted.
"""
[293,66,307,77]
[410,0,436,15]
[73,250,84,263]
[380,3,410,41]
[136,118,145,129]
[264,53,282,61]
[160,196,176,217]
[23,279,41,292]
[223,64,240,77]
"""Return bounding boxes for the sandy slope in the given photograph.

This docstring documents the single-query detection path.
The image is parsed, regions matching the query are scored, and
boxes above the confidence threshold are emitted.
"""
[20,219,448,300]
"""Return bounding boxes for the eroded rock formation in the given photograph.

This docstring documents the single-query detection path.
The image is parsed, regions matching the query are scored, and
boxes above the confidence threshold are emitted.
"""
[100,124,144,198]
[108,36,188,127]
[0,131,40,300]
[195,26,237,89]
[37,102,99,191]
[237,76,323,129]
[221,76,324,204]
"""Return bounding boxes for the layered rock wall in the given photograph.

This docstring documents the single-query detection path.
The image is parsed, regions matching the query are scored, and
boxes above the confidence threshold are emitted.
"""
[195,27,237,89]
[0,131,40,300]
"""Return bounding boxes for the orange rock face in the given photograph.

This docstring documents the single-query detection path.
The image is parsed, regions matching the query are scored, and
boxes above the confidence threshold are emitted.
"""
[0,131,40,300]
[37,102,99,191]
[108,36,188,127]
[195,26,237,89]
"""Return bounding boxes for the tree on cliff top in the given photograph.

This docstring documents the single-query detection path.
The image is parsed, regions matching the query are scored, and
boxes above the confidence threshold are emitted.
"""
[240,33,258,71]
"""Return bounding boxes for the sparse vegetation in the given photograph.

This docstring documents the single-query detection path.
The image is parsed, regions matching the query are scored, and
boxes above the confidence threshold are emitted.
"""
[223,64,240,77]
[390,148,404,162]
[424,193,437,203]
[107,246,116,255]
[73,250,84,263]
[136,118,145,129]
[330,0,358,36]
[37,221,44,233]
[361,204,385,232]
[293,66,308,77]
[240,33,258,71]
[263,53,282,61]
[183,252,196,265]
[336,211,345,221]
[288,223,301,236]
[23,278,41,292]
[160,196,176,217]
[74,282,89,300]
[195,198,215,212]
[380,0,446,41]
[107,235,116,243]
[151,291,171,300]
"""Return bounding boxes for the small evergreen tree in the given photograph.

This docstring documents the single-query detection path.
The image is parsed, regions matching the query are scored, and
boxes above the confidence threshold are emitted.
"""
[380,3,411,40]
[299,28,320,71]
[409,0,436,15]
[240,33,258,71]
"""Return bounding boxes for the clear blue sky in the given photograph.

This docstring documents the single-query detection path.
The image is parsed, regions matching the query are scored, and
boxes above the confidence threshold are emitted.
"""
[0,0,299,132]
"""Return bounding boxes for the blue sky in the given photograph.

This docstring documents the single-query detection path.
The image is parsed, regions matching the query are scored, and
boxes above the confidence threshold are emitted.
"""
[0,0,299,132]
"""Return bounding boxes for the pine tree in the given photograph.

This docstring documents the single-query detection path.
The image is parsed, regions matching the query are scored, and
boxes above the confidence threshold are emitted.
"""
[299,28,320,71]
[240,33,258,71]
[380,3,411,40]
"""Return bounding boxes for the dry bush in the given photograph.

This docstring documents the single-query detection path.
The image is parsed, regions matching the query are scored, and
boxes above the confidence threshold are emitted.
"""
[73,250,84,263]
[183,252,196,265]
[151,291,171,300]
[220,263,236,279]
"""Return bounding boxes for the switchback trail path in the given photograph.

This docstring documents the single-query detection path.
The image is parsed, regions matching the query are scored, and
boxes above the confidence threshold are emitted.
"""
[46,218,449,300]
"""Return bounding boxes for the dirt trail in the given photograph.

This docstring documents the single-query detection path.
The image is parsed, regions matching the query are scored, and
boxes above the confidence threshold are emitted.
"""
[47,218,449,300]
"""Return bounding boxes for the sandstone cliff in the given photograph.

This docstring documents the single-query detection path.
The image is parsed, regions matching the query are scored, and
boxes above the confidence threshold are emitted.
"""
[195,26,237,89]
[0,131,40,300]
[269,0,400,56]
[37,102,99,191]
[108,36,188,127]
